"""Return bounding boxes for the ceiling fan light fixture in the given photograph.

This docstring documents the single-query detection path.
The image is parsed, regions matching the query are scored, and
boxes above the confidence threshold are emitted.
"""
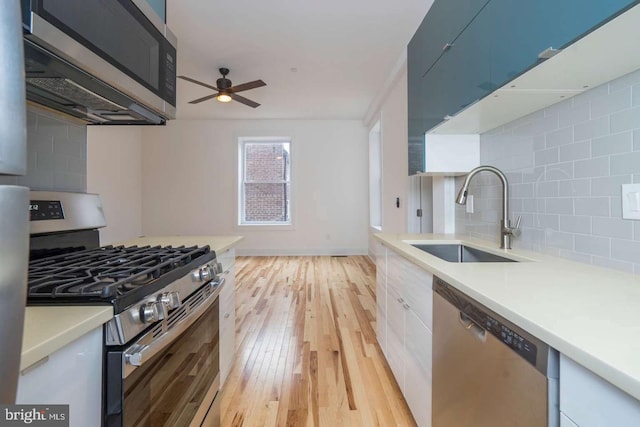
[217,93,232,103]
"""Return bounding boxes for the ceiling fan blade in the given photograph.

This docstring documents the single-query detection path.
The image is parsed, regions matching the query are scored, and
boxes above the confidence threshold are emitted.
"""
[229,80,266,93]
[230,93,260,108]
[177,75,220,92]
[188,93,219,104]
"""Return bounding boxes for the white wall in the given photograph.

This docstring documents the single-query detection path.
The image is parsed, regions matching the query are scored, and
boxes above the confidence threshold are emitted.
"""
[87,126,143,245]
[140,119,369,255]
[366,63,410,257]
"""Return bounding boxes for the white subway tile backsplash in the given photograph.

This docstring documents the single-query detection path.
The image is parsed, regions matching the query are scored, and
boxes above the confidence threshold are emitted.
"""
[545,230,574,251]
[511,183,534,198]
[559,250,592,264]
[574,157,609,178]
[461,70,640,274]
[545,198,574,215]
[545,162,573,180]
[559,101,590,128]
[559,179,590,197]
[575,197,610,216]
[609,69,640,93]
[546,127,573,147]
[535,213,559,230]
[591,132,632,157]
[610,151,640,175]
[559,215,591,234]
[574,116,610,142]
[611,196,622,218]
[559,141,590,162]
[591,256,634,273]
[590,88,631,118]
[610,239,640,263]
[591,175,632,197]
[534,181,559,197]
[610,106,640,133]
[22,107,87,192]
[592,217,633,239]
[574,235,610,257]
[522,167,545,183]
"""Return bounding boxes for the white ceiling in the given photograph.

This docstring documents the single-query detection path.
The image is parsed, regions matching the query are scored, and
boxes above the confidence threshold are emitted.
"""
[167,0,431,120]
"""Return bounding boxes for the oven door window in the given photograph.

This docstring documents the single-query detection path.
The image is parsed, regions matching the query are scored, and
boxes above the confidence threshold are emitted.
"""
[123,299,220,426]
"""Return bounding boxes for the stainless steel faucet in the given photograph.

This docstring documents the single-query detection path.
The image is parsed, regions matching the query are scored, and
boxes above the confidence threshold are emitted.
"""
[456,165,521,249]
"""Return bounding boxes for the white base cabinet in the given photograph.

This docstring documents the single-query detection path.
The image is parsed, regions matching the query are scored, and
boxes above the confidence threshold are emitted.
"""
[16,327,102,427]
[218,248,236,387]
[374,240,387,354]
[560,354,640,427]
[377,244,433,427]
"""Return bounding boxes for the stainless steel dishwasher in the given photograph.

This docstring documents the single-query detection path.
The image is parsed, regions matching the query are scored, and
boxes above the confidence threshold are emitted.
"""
[433,277,559,427]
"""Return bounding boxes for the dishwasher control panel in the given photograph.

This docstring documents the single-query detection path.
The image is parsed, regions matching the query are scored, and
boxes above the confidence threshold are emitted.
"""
[485,315,537,365]
[434,277,539,367]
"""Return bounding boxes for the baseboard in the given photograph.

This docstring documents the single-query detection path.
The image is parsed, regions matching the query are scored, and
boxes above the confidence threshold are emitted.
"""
[236,248,368,256]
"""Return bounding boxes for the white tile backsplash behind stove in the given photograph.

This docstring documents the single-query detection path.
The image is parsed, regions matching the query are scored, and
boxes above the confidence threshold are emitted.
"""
[456,68,640,274]
[0,108,87,192]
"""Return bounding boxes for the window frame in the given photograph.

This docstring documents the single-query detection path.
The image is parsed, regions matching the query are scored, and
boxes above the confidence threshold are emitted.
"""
[237,136,293,228]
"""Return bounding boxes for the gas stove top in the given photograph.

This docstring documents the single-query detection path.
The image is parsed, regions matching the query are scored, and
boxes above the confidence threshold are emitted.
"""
[27,244,215,313]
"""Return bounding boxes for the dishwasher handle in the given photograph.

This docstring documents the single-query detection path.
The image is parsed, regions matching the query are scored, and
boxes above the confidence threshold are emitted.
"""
[459,312,487,342]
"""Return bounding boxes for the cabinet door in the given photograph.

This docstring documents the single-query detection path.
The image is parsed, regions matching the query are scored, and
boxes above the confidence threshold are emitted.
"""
[401,260,433,331]
[560,413,579,427]
[17,328,102,427]
[375,241,387,353]
[219,263,236,386]
[421,2,492,128]
[386,285,406,390]
[409,0,491,77]
[490,0,637,90]
[404,310,432,427]
[560,354,640,426]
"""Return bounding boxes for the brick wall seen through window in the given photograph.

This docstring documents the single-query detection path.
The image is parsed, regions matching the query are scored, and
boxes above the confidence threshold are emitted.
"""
[240,139,291,224]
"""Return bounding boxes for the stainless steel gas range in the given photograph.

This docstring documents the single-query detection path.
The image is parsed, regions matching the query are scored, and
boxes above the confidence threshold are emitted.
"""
[27,191,222,427]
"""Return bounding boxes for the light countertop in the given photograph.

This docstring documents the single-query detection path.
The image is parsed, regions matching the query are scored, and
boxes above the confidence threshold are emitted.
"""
[21,306,113,371]
[375,233,640,402]
[21,235,243,370]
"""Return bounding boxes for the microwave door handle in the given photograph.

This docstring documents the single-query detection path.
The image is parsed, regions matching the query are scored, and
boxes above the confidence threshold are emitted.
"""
[123,278,224,376]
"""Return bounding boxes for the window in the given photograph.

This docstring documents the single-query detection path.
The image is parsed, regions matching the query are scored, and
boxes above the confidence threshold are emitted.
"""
[238,137,291,225]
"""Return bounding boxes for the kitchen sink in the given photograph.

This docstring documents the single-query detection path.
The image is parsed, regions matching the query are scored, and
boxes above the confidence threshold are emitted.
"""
[411,244,517,263]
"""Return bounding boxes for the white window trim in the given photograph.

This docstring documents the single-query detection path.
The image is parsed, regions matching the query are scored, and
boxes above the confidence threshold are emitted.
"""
[236,136,294,229]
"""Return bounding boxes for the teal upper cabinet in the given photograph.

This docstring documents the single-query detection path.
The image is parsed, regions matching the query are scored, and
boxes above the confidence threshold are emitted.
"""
[408,0,490,78]
[490,0,637,90]
[145,0,166,22]
[407,0,639,174]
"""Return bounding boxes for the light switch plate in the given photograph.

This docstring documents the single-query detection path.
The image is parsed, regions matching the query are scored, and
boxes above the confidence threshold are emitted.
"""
[621,184,640,220]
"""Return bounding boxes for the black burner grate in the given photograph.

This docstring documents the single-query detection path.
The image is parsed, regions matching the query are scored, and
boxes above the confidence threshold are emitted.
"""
[27,245,215,312]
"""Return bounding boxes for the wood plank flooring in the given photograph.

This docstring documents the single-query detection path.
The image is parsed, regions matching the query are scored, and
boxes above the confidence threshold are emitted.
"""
[221,256,417,427]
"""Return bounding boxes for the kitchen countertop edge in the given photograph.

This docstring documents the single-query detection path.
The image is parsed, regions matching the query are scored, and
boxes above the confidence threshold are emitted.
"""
[375,233,640,402]
[21,306,113,371]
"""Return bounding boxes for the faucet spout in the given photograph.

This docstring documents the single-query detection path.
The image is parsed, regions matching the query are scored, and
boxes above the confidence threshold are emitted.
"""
[456,165,520,249]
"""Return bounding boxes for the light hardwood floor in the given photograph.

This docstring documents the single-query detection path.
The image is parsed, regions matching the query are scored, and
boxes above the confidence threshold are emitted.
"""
[220,256,417,427]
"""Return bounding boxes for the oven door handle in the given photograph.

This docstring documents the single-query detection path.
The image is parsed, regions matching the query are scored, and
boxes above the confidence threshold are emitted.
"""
[124,277,224,373]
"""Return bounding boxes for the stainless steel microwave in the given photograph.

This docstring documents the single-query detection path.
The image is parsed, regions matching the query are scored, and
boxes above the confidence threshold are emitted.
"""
[21,0,176,125]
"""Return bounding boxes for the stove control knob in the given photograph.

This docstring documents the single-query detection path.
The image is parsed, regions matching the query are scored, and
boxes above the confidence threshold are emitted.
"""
[192,265,213,282]
[140,301,164,324]
[159,291,181,310]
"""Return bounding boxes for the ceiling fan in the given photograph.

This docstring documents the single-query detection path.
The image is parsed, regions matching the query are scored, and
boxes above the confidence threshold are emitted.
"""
[177,68,266,108]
